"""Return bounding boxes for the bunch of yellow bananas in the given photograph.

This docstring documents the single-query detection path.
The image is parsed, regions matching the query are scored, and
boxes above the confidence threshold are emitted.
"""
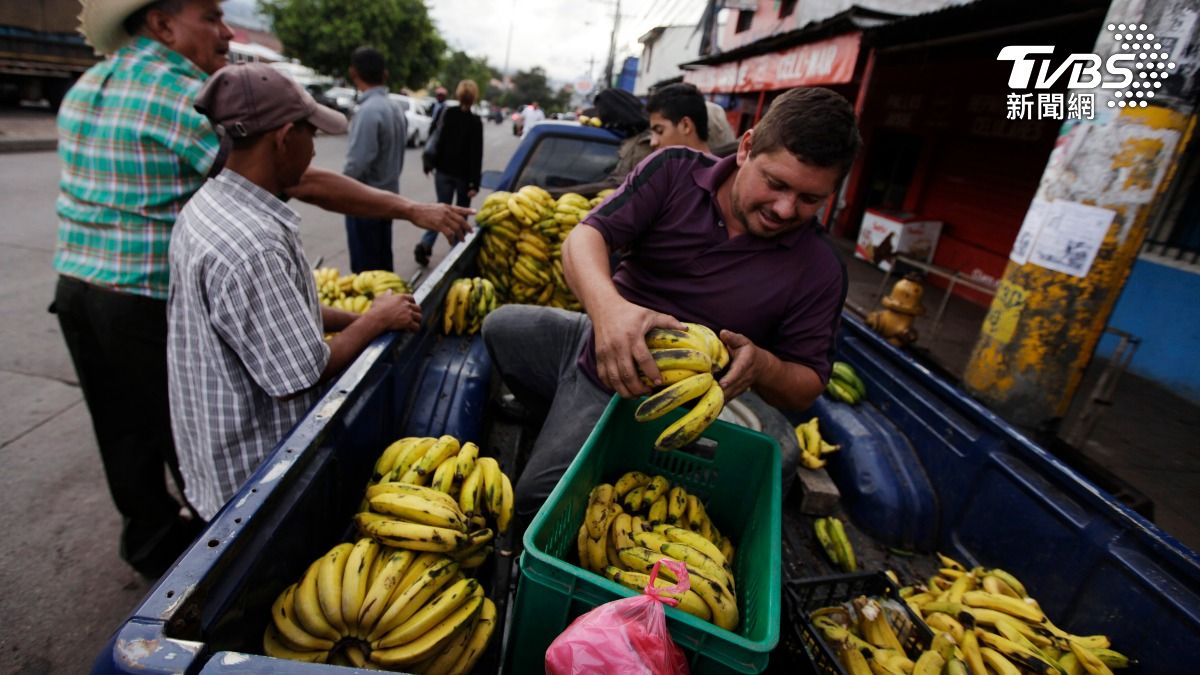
[574,472,740,631]
[826,360,867,405]
[442,277,496,335]
[795,417,841,470]
[635,323,730,451]
[588,187,615,209]
[577,115,603,127]
[312,268,412,315]
[262,538,497,672]
[812,554,1131,675]
[813,516,856,572]
[354,270,411,298]
[893,554,1131,675]
[368,435,514,537]
[314,266,347,306]
[474,186,613,310]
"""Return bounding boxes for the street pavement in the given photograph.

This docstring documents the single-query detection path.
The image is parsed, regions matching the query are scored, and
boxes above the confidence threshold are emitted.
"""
[0,120,518,674]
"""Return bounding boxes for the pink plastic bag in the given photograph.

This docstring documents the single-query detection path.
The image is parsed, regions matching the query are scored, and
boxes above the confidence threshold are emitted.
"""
[545,559,691,675]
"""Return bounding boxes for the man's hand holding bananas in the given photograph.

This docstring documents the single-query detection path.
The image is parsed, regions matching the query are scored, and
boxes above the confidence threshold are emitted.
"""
[590,297,686,399]
[712,329,766,401]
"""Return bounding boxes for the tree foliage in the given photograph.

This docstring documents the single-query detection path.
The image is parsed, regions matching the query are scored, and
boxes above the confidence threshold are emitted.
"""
[260,0,445,89]
[492,67,571,111]
[435,49,495,102]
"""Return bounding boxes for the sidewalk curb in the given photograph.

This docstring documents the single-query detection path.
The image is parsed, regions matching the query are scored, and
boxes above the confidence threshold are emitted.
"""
[0,139,57,153]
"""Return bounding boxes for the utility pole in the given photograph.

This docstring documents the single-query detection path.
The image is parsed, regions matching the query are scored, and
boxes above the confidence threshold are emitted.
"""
[962,0,1199,431]
[699,0,721,56]
[502,0,517,86]
[602,0,621,89]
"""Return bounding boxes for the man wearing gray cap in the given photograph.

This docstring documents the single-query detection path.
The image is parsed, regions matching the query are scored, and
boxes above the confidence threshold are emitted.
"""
[54,0,469,577]
[168,63,425,520]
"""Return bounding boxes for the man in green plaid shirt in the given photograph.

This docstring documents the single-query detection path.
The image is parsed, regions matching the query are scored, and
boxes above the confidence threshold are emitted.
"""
[55,0,472,578]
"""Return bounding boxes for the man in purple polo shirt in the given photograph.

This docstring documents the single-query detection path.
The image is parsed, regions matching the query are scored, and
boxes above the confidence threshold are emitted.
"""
[483,87,860,526]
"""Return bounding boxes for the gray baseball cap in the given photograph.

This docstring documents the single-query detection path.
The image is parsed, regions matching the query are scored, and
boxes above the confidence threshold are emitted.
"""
[195,63,347,138]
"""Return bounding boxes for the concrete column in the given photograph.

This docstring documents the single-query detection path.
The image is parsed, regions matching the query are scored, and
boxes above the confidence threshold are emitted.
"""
[963,0,1199,429]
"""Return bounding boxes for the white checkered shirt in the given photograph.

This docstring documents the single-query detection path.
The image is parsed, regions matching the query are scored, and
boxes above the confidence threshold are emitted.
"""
[168,169,330,520]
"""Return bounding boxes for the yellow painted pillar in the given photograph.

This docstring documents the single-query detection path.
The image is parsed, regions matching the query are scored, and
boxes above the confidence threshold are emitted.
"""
[964,2,1198,429]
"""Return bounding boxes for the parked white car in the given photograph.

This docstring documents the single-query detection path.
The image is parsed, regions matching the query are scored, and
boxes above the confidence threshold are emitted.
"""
[388,93,432,147]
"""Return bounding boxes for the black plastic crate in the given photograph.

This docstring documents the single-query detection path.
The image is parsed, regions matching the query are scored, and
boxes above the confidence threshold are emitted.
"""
[783,572,932,675]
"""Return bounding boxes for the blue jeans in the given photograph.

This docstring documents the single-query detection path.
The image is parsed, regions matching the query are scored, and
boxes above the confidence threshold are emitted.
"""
[345,216,393,272]
[420,172,473,250]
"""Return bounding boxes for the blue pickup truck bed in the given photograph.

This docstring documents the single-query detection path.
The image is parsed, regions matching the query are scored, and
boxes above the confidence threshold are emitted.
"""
[94,123,1200,672]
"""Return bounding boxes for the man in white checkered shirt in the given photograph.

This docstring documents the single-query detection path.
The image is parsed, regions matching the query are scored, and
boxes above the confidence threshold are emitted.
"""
[168,64,422,520]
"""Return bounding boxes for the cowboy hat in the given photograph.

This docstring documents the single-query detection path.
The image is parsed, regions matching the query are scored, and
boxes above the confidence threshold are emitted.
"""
[78,0,159,54]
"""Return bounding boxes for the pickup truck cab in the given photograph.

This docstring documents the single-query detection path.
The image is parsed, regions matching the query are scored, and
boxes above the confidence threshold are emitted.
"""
[94,121,1200,674]
[482,121,623,191]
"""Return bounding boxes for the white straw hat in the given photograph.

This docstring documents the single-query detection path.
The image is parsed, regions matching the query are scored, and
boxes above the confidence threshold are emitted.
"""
[78,0,159,55]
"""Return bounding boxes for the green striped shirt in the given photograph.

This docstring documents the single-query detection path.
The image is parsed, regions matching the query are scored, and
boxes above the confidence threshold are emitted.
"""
[54,36,219,299]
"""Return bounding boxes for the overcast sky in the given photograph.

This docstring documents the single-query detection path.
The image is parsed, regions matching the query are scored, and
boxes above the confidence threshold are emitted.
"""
[225,0,709,85]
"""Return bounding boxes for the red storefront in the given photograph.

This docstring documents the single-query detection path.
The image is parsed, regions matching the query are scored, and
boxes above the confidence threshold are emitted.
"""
[683,0,1109,305]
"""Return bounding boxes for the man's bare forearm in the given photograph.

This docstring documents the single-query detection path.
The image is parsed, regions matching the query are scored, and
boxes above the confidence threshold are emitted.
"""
[753,351,823,410]
[563,225,622,313]
[288,166,415,220]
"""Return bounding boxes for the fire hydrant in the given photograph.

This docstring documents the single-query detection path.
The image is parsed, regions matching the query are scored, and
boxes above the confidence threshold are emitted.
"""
[867,274,925,347]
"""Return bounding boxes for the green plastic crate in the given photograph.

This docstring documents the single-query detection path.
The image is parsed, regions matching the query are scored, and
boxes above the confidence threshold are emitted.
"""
[507,395,782,674]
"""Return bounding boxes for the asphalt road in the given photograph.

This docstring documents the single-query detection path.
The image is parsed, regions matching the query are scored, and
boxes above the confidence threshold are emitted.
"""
[0,121,519,674]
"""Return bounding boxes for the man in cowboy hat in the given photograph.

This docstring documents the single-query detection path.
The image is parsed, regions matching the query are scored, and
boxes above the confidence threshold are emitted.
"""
[54,0,469,579]
[169,63,424,520]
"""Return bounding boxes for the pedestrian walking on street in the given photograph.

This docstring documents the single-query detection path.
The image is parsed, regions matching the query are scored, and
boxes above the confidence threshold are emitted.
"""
[416,79,483,266]
[54,0,470,579]
[343,46,407,273]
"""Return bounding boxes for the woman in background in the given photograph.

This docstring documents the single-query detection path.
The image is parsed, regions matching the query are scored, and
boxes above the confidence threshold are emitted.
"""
[416,80,484,266]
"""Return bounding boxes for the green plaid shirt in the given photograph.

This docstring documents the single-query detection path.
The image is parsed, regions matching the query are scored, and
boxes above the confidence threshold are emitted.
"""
[54,37,219,299]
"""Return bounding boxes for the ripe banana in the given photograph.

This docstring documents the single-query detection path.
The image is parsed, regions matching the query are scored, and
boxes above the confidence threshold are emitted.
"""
[454,442,479,482]
[644,327,709,354]
[962,590,1043,623]
[371,594,484,668]
[340,537,380,637]
[654,380,724,450]
[622,485,646,513]
[294,559,341,642]
[367,556,459,642]
[657,525,729,569]
[317,542,353,634]
[634,372,715,422]
[477,457,504,519]
[388,437,439,480]
[272,584,335,651]
[432,455,458,494]
[683,322,730,371]
[665,486,688,525]
[263,623,328,663]
[368,493,468,531]
[358,548,416,634]
[445,597,497,675]
[603,566,712,621]
[648,495,669,523]
[356,512,468,552]
[650,347,712,373]
[374,577,481,648]
[496,472,514,534]
[612,471,651,500]
[374,437,419,481]
[411,435,461,479]
[367,481,460,512]
[642,475,671,503]
[458,463,484,517]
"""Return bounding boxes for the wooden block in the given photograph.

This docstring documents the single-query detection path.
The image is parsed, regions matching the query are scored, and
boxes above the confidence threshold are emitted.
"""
[795,466,840,516]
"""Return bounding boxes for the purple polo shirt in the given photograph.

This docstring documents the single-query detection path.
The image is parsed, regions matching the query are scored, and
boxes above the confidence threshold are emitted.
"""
[576,147,846,395]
